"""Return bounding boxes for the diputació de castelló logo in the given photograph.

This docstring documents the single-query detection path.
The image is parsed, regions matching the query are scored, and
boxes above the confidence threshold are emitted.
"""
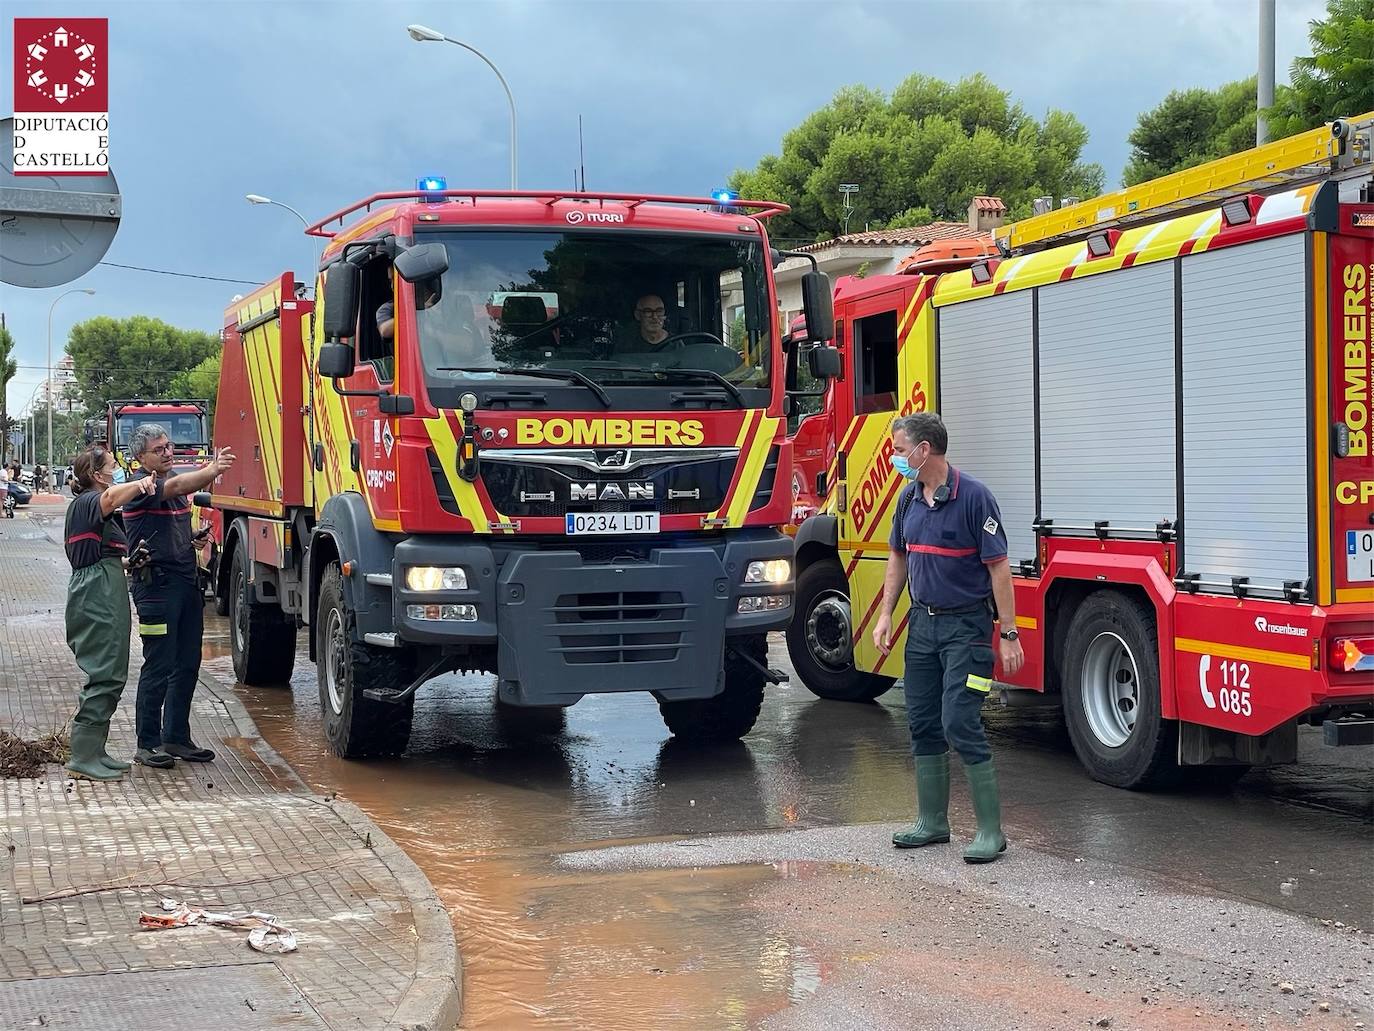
[12,18,109,176]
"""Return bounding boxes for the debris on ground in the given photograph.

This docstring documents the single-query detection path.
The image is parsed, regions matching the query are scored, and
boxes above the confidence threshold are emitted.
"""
[138,898,298,953]
[0,730,67,778]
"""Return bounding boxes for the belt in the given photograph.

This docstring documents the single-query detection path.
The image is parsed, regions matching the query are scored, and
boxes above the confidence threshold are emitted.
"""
[913,599,989,616]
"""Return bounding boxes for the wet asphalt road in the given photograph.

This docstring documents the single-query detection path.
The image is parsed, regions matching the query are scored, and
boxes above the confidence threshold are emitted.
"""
[198,614,1373,1029]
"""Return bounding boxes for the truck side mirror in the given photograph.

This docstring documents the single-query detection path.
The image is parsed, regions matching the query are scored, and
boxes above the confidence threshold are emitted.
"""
[322,261,361,339]
[800,270,834,341]
[395,242,450,282]
[378,393,415,416]
[807,345,842,380]
[317,343,355,379]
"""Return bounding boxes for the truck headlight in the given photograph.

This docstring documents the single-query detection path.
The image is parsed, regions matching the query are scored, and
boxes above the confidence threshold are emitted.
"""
[405,566,468,591]
[743,559,791,584]
[406,604,478,622]
[738,594,792,613]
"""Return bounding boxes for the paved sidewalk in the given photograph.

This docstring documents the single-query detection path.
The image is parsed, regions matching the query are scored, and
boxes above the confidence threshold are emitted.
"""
[0,516,461,1030]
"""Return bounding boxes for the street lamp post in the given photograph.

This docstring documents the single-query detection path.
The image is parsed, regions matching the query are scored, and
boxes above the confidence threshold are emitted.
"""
[407,24,518,189]
[247,194,320,289]
[47,289,94,492]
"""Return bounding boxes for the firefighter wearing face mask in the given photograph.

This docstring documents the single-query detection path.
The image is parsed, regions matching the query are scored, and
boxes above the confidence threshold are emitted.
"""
[872,412,1025,864]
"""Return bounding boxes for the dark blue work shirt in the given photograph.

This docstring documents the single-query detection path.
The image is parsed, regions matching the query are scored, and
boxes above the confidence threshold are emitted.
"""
[888,466,1009,608]
[122,470,195,581]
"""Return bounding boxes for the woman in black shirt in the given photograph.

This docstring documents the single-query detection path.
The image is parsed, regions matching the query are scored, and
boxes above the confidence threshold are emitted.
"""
[63,447,156,780]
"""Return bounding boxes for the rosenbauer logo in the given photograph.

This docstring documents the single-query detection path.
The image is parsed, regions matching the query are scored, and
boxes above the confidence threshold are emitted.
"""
[1254,616,1309,638]
[566,209,624,225]
[12,18,109,176]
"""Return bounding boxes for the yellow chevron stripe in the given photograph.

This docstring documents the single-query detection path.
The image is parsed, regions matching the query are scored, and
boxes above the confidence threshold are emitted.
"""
[423,415,492,529]
[725,414,778,525]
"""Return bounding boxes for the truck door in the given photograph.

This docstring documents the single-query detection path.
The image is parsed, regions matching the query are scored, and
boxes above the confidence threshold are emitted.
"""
[339,258,401,529]
[836,287,907,672]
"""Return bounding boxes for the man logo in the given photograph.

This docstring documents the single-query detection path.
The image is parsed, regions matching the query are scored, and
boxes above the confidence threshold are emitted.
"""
[596,449,628,468]
[570,481,654,501]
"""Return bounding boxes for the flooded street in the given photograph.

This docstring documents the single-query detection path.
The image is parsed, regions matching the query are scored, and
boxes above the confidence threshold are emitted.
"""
[201,617,1373,1029]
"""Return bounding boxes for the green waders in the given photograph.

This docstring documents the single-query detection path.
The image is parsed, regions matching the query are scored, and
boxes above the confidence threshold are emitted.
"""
[65,557,131,780]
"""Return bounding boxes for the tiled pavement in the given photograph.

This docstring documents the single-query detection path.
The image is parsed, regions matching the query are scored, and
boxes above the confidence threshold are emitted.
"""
[0,515,460,1030]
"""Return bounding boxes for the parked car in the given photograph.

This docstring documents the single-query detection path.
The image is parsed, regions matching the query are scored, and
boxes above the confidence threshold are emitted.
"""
[6,479,32,507]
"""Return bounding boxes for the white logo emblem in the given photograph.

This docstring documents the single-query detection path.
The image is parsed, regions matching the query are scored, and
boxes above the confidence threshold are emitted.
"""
[565,210,584,224]
[1254,616,1308,637]
[983,517,999,535]
[381,422,394,458]
[565,209,623,225]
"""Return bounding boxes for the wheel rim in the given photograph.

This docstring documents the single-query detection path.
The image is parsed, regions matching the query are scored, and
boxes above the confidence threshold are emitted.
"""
[1081,631,1140,748]
[806,590,854,672]
[232,568,247,654]
[325,607,347,715]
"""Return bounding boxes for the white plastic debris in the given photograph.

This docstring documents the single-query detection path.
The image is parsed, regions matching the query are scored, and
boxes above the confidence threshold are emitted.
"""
[138,898,298,953]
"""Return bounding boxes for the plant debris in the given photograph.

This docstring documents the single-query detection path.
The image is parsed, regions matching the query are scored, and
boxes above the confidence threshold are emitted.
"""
[0,730,68,779]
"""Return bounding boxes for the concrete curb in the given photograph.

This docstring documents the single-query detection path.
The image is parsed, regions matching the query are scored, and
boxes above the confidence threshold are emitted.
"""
[199,672,463,1031]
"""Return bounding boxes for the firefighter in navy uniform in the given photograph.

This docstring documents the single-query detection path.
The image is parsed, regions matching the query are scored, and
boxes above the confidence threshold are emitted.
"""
[122,424,235,768]
[873,413,1025,864]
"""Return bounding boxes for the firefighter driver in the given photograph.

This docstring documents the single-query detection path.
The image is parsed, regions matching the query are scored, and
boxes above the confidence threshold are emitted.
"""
[873,412,1024,865]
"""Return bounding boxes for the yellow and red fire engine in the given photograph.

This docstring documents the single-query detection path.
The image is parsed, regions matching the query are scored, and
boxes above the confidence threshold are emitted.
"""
[786,113,1374,788]
[207,186,837,758]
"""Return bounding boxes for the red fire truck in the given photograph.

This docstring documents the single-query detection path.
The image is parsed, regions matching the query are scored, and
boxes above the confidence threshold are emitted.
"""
[208,187,836,757]
[785,114,1374,788]
[89,398,211,474]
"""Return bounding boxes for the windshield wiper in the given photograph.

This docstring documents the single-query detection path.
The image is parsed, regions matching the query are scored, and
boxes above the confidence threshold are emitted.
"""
[437,366,612,408]
[595,365,746,408]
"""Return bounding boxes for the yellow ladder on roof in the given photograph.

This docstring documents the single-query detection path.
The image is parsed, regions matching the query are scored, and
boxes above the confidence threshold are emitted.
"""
[994,111,1374,253]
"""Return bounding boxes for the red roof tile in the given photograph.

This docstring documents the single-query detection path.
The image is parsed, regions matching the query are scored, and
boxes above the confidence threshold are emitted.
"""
[971,195,1007,213]
[797,221,991,252]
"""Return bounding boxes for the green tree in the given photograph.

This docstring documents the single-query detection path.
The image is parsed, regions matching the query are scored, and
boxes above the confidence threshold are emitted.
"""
[168,353,222,424]
[1267,0,1374,138]
[1122,78,1257,186]
[0,325,16,462]
[24,402,85,468]
[730,74,1104,243]
[66,316,219,415]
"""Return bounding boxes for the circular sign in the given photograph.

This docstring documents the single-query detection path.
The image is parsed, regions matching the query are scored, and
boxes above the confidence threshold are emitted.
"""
[0,115,121,288]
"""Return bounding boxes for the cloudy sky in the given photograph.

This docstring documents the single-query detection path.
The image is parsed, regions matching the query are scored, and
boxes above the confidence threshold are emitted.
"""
[2,0,1325,418]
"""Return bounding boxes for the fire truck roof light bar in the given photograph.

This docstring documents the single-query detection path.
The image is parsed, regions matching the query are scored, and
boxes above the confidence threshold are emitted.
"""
[305,190,792,238]
[995,110,1374,253]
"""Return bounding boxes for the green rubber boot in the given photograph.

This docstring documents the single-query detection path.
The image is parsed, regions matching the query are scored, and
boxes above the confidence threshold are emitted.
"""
[962,759,1007,864]
[893,753,951,848]
[65,723,124,782]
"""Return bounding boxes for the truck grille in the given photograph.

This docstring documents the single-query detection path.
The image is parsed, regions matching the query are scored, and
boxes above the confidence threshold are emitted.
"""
[480,453,736,517]
[551,590,686,664]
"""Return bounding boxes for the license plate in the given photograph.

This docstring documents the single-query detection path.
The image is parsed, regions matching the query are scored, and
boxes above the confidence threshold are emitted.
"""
[565,511,660,535]
[1348,529,1374,582]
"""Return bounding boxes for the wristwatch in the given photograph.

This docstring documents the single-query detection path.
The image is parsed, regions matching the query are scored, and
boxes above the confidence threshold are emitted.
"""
[999,628,1020,641]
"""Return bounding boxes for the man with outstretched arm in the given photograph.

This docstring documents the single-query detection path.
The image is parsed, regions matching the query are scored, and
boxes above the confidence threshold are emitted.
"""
[122,424,236,768]
[873,412,1024,864]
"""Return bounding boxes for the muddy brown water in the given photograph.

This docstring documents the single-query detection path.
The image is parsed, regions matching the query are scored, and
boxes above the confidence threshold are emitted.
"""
[201,617,1373,1028]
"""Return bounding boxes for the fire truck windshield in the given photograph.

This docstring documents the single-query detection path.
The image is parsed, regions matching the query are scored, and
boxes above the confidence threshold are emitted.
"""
[414,230,772,404]
[116,413,206,448]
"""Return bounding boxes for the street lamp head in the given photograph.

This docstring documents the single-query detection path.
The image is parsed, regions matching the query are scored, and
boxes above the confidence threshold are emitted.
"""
[79,289,95,296]
[407,24,445,42]
[246,194,272,205]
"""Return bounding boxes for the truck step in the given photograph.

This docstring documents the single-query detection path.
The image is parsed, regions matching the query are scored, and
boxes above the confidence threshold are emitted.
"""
[363,632,399,648]
[1322,717,1374,747]
[362,688,408,703]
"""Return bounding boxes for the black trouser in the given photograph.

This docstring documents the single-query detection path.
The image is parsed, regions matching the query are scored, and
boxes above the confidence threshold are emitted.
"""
[131,572,203,751]
[903,602,996,765]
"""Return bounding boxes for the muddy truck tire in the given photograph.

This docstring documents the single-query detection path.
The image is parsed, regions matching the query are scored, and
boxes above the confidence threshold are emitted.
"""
[1062,590,1180,790]
[229,544,296,686]
[787,559,895,702]
[317,564,414,759]
[658,634,767,742]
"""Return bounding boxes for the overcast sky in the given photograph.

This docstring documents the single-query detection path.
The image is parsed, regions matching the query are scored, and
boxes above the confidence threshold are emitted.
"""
[2,0,1325,418]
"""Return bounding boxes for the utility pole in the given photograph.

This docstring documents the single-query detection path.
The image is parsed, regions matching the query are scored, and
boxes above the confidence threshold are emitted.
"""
[1257,0,1276,144]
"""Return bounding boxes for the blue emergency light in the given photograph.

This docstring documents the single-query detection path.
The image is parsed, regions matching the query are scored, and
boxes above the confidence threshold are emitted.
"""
[418,175,447,195]
[712,188,739,204]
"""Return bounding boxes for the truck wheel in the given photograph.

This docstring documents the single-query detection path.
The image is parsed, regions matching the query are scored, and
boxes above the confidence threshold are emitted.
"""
[228,545,296,686]
[786,559,895,702]
[317,564,414,759]
[658,635,767,742]
[1061,590,1179,789]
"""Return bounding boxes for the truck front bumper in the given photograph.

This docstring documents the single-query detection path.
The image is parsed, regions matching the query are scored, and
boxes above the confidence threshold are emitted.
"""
[390,532,794,705]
